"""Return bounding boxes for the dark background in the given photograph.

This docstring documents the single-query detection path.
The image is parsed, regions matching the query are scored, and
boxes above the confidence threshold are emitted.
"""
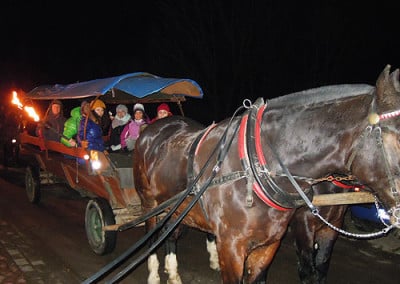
[1,0,399,124]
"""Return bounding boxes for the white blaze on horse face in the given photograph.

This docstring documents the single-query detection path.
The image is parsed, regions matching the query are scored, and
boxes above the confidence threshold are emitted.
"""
[147,253,160,284]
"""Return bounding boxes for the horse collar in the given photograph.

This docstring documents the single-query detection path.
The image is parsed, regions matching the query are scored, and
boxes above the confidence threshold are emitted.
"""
[238,98,313,210]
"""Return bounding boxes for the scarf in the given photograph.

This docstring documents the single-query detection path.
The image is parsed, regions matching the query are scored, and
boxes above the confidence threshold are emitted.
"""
[112,113,131,128]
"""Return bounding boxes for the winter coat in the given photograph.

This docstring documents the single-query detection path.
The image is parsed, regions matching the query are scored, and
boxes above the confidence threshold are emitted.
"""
[61,107,81,147]
[92,110,111,136]
[36,112,66,141]
[109,113,131,147]
[120,119,148,150]
[78,116,105,151]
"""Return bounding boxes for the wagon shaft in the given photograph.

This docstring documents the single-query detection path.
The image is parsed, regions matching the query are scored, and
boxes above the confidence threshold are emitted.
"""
[312,192,375,206]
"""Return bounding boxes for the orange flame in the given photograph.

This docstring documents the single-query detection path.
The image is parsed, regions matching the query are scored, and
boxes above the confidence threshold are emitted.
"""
[11,91,40,122]
[11,91,23,109]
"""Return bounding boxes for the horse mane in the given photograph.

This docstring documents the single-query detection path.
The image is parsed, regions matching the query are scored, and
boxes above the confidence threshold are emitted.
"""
[267,84,374,108]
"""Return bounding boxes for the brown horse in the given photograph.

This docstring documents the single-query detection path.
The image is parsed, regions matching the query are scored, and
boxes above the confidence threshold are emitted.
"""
[133,65,400,283]
[204,181,354,284]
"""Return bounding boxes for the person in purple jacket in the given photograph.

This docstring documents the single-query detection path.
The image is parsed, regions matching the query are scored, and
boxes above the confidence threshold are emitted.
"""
[120,103,149,151]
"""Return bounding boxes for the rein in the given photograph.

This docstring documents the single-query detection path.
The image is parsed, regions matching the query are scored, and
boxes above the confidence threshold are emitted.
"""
[83,106,244,284]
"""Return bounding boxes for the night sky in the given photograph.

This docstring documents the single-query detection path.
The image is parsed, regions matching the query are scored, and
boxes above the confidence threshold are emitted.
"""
[1,1,399,124]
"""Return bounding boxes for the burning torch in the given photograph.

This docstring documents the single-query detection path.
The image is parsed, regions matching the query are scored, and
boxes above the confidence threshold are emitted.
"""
[11,91,69,140]
[11,91,40,122]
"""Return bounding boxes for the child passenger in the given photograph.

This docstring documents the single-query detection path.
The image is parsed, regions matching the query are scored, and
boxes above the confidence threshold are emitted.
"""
[150,103,172,123]
[120,103,149,151]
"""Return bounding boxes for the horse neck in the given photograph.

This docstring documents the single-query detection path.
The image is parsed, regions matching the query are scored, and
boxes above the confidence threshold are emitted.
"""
[262,94,374,178]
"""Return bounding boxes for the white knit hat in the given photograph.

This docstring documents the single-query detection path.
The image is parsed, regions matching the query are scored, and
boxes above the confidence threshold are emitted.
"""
[133,103,145,113]
[116,104,128,113]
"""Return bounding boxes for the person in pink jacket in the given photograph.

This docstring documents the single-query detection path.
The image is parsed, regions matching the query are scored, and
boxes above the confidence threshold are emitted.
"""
[120,103,149,151]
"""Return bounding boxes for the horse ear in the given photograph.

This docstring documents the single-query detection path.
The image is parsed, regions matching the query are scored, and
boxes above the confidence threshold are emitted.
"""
[389,68,400,93]
[375,64,400,110]
[375,64,391,97]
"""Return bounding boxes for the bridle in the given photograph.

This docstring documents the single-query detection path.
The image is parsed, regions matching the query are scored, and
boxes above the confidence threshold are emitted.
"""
[345,108,400,228]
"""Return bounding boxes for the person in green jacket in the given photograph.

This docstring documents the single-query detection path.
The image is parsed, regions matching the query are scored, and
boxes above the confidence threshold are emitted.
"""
[61,106,81,147]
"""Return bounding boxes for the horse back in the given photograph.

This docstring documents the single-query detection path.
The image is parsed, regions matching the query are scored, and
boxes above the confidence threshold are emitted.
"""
[134,116,205,208]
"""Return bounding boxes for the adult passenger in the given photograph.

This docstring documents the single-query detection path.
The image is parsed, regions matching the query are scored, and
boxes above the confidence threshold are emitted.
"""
[90,99,111,137]
[60,106,81,147]
[109,104,131,152]
[36,99,66,141]
[78,101,104,151]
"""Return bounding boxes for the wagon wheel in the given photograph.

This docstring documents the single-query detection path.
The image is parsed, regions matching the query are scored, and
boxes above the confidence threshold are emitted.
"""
[85,198,117,255]
[25,166,41,204]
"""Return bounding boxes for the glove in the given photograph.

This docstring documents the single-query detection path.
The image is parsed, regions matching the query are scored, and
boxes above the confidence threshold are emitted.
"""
[111,144,121,151]
[69,139,77,147]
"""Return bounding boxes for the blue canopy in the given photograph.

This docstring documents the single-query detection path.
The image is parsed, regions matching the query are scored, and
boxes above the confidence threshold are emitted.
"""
[24,72,204,103]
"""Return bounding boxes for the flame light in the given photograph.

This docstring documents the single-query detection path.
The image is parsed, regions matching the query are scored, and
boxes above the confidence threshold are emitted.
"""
[11,91,40,122]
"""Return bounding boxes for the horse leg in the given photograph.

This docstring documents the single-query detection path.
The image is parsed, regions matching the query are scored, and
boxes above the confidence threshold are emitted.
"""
[206,233,274,283]
[205,233,274,283]
[310,226,340,283]
[163,225,183,284]
[291,205,346,284]
[292,216,320,284]
[244,241,281,284]
[146,220,183,284]
[147,234,161,284]
[206,233,220,271]
[215,236,280,283]
[146,213,162,284]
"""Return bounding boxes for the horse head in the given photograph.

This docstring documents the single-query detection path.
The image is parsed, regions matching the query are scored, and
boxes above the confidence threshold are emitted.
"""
[352,64,400,228]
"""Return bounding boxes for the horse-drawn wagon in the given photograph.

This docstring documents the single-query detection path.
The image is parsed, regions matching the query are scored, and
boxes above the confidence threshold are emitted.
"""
[14,72,204,255]
[13,66,400,284]
[83,65,400,284]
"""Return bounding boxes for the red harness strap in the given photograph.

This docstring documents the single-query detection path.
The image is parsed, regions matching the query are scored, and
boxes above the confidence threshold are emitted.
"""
[195,123,217,155]
[238,113,290,211]
[331,178,364,191]
[238,115,248,160]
